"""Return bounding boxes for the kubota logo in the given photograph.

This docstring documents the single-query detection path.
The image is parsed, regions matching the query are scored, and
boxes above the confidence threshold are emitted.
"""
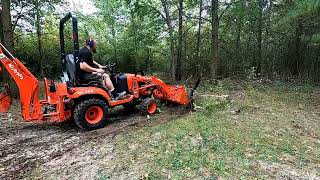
[8,63,23,80]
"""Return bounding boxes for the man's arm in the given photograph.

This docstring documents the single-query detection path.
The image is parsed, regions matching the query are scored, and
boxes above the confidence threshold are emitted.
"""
[80,62,103,73]
[93,60,104,69]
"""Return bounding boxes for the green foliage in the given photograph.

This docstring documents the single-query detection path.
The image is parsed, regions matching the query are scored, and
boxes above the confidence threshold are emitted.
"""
[288,0,320,18]
[14,13,61,77]
[5,0,320,82]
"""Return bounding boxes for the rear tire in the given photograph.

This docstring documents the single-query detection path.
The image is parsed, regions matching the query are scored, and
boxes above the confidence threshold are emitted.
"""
[74,98,108,131]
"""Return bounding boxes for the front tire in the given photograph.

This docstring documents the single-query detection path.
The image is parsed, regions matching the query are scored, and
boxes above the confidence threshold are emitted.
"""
[74,98,108,131]
[141,98,158,114]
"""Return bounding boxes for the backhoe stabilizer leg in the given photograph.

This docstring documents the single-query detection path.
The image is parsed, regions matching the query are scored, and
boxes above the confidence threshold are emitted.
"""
[0,83,12,113]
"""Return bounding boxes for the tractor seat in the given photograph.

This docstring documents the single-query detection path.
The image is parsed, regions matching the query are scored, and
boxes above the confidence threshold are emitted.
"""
[63,54,103,88]
[65,54,76,83]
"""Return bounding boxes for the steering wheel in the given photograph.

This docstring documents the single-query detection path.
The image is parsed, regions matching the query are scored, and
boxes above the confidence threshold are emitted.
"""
[102,63,116,74]
[134,70,145,77]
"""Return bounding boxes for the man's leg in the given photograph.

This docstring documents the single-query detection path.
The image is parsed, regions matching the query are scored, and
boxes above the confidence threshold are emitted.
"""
[102,73,126,100]
[102,73,114,90]
[84,73,113,90]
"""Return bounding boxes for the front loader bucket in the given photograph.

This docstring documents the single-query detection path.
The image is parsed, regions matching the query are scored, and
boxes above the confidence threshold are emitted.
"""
[175,86,190,105]
[152,84,190,105]
[150,75,201,106]
[0,83,11,113]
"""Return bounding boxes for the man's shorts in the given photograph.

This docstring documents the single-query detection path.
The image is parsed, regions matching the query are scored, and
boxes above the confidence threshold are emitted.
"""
[83,72,105,82]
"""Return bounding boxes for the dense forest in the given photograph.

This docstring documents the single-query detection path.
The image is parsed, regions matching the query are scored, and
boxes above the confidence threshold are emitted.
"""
[1,0,320,85]
[1,1,320,178]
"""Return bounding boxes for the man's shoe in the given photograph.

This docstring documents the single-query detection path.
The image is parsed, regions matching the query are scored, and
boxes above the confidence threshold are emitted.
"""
[111,91,127,100]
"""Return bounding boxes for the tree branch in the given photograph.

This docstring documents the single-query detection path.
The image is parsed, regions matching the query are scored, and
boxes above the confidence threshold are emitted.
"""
[218,0,243,21]
[218,3,232,21]
[139,3,166,22]
[184,14,211,23]
[12,3,29,32]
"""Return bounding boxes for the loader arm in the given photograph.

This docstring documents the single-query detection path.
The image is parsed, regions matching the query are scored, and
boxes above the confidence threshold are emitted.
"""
[0,43,41,120]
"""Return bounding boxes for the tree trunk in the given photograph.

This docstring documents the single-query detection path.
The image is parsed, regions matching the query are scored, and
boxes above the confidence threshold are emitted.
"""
[183,30,188,75]
[234,17,242,72]
[211,0,219,79]
[0,9,4,82]
[176,0,183,81]
[161,0,175,81]
[256,0,263,76]
[292,20,303,76]
[35,0,44,77]
[1,0,14,53]
[234,1,244,73]
[264,0,273,77]
[145,48,151,73]
[111,23,118,64]
[196,0,203,76]
[0,10,3,43]
[1,0,19,97]
[248,18,255,69]
[133,22,138,72]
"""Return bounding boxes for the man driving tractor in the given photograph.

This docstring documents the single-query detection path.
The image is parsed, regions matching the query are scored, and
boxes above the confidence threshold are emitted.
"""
[78,38,126,100]
[0,12,193,131]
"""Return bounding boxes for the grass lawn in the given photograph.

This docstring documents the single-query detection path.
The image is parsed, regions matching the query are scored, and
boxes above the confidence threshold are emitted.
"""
[97,80,320,179]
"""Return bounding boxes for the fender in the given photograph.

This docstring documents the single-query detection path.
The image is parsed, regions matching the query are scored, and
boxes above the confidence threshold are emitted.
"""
[67,87,135,107]
[68,87,112,105]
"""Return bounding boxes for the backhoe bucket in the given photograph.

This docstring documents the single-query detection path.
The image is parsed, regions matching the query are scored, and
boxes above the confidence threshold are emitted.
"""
[0,83,11,113]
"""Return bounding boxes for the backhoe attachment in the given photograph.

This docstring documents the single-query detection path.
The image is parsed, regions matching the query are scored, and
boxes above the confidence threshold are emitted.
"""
[0,67,12,113]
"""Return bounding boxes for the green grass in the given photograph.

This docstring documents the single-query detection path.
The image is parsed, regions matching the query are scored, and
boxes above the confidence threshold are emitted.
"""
[99,80,320,179]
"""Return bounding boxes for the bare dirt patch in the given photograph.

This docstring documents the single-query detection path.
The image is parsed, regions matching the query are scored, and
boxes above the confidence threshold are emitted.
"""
[0,100,189,179]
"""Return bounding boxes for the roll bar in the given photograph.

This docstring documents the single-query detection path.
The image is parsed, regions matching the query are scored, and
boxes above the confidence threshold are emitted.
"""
[59,12,79,65]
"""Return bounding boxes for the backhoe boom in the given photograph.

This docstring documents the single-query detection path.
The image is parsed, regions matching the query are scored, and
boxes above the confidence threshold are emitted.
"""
[0,43,42,120]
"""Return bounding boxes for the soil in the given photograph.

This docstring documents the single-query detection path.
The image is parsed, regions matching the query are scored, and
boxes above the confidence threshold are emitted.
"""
[0,100,189,179]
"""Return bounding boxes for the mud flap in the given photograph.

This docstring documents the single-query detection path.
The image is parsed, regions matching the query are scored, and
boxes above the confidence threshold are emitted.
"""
[0,83,12,113]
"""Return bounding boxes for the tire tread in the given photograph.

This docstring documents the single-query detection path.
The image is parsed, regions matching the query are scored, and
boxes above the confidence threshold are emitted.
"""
[73,98,108,130]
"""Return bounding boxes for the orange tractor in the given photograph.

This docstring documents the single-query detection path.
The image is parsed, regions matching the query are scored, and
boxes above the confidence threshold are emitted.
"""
[0,13,197,130]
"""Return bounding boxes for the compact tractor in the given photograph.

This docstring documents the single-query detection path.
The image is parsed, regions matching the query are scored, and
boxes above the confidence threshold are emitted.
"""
[0,13,196,131]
